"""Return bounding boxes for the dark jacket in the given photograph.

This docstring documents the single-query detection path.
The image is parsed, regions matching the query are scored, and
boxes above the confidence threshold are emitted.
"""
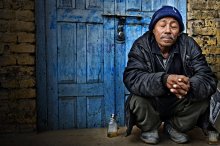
[123,31,218,136]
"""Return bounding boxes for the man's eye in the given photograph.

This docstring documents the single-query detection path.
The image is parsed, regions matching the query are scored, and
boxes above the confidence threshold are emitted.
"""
[171,26,177,28]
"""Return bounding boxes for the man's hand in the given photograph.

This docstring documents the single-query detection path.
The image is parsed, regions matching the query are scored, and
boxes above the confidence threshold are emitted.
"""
[166,74,190,99]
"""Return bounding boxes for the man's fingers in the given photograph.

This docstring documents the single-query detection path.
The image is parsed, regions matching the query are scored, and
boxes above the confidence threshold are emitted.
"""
[170,88,188,96]
[176,82,190,92]
[176,75,189,84]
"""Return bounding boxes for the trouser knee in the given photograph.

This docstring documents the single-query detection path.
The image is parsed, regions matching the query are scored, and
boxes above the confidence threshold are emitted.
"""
[129,95,161,131]
[172,98,209,132]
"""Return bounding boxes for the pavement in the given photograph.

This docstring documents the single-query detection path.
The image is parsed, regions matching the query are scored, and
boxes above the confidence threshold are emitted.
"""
[0,126,219,146]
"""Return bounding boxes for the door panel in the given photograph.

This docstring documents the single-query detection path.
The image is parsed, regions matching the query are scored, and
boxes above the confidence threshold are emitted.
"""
[38,0,186,130]
[56,0,115,129]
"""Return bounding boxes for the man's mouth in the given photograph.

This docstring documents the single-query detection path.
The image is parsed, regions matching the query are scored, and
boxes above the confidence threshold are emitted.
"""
[161,36,174,40]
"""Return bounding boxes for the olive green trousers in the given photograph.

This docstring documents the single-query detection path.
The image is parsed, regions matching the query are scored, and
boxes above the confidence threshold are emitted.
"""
[129,95,209,132]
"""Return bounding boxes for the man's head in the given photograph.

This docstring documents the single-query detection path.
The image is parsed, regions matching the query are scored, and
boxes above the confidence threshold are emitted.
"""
[149,6,184,32]
[149,6,184,49]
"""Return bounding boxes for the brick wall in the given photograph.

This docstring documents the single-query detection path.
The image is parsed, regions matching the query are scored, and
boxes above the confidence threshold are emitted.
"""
[0,0,219,133]
[187,0,220,80]
[0,0,36,133]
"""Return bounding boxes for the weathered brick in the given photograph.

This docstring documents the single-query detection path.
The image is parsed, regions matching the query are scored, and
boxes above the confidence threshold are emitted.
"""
[0,43,4,55]
[211,64,220,72]
[0,32,17,43]
[0,0,3,8]
[0,9,16,20]
[17,32,35,43]
[10,21,35,32]
[205,19,216,27]
[15,99,36,124]
[188,10,218,20]
[11,43,35,53]
[1,78,35,88]
[16,10,34,21]
[209,1,220,10]
[19,66,35,76]
[216,72,220,80]
[193,36,204,46]
[17,54,35,65]
[9,88,36,99]
[203,36,217,46]
[192,20,204,27]
[0,55,16,66]
[1,80,18,88]
[192,27,216,36]
[191,1,207,10]
[0,20,9,32]
[203,47,220,55]
[216,18,220,28]
[206,55,220,64]
[19,79,35,88]
[0,89,9,100]
[4,0,34,10]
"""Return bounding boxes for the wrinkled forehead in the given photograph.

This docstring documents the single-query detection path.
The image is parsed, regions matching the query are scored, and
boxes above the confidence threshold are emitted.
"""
[157,17,179,23]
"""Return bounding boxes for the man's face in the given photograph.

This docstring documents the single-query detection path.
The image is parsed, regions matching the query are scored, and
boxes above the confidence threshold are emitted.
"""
[153,17,180,49]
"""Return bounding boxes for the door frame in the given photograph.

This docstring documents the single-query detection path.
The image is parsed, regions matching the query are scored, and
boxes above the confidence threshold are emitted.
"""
[36,0,47,131]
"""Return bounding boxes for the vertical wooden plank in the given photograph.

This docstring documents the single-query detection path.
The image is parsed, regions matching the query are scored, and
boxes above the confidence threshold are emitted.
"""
[86,24,104,83]
[76,97,87,128]
[36,0,47,131]
[177,0,187,33]
[142,0,153,11]
[103,0,115,127]
[46,0,59,130]
[167,0,175,6]
[59,97,76,129]
[87,96,103,127]
[125,25,142,64]
[57,23,77,83]
[142,23,148,34]
[115,30,126,125]
[77,23,87,84]
[104,0,114,14]
[76,0,85,9]
[126,0,141,11]
[76,23,87,128]
[57,0,75,8]
[115,0,125,15]
[86,0,103,10]
[152,0,162,11]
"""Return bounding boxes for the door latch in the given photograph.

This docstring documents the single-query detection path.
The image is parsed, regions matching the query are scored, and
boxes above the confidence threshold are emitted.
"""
[116,17,125,43]
[102,13,142,44]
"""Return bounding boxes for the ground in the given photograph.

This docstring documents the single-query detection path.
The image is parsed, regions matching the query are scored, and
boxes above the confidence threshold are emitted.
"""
[0,126,218,146]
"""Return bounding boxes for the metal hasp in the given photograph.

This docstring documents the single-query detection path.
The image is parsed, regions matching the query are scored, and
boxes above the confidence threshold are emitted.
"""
[102,14,143,43]
[116,17,125,43]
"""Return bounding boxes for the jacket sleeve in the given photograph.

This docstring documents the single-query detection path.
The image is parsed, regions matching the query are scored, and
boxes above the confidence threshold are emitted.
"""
[186,38,218,101]
[123,41,167,97]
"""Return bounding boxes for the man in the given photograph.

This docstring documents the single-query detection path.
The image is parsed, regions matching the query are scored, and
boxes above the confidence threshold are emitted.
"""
[123,6,218,144]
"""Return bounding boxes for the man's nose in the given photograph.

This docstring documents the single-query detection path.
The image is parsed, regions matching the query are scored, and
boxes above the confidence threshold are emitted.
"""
[165,25,171,33]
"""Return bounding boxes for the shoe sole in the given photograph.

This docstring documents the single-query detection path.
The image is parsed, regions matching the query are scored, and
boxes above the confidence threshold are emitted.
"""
[170,136,189,144]
[140,136,159,145]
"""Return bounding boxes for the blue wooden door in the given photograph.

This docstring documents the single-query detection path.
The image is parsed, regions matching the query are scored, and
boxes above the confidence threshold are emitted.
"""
[37,0,186,130]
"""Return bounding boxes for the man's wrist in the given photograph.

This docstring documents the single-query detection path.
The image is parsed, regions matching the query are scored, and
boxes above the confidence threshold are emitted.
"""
[162,74,170,87]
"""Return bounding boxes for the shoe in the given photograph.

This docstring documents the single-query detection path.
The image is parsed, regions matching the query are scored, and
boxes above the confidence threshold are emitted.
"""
[140,129,159,144]
[164,122,189,144]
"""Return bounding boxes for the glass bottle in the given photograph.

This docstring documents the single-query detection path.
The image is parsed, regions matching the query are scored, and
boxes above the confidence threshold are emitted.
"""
[107,114,118,138]
[208,131,219,145]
